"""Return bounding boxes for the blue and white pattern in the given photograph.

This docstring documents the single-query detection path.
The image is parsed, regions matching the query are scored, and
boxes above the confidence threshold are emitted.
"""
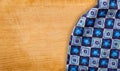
[67,0,120,71]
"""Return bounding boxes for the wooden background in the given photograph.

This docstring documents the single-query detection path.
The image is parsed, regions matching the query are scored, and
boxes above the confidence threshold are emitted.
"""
[0,0,96,71]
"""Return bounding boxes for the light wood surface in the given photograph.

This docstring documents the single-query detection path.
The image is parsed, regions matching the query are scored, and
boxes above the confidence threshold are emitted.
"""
[0,0,96,71]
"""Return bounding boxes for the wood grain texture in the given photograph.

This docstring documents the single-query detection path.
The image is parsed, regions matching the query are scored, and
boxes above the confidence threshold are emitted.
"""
[0,0,96,71]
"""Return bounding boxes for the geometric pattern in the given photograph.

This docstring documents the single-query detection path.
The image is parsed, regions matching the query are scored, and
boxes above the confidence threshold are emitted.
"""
[67,0,120,71]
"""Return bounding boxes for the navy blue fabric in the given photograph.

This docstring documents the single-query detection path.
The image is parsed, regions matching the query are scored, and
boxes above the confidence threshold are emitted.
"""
[67,0,120,71]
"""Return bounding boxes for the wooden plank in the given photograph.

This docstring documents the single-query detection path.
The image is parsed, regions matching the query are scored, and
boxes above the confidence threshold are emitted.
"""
[0,0,96,71]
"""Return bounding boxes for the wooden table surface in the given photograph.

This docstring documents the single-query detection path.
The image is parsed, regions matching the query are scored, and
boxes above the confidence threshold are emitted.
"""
[0,0,96,71]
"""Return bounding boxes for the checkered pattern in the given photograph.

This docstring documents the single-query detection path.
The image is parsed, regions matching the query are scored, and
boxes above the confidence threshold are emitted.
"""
[67,0,120,71]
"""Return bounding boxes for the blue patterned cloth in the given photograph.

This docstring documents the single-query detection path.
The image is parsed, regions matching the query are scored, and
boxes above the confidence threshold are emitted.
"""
[67,0,120,71]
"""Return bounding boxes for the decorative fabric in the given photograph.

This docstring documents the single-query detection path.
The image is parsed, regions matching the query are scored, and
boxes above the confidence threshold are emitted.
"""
[66,0,120,71]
